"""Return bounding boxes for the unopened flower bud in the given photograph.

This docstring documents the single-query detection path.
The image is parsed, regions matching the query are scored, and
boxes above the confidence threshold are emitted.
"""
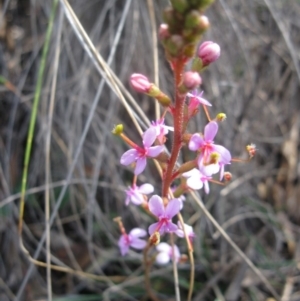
[223,172,232,182]
[166,35,184,57]
[179,254,189,263]
[246,143,257,157]
[149,231,160,246]
[130,73,151,93]
[171,0,189,13]
[198,41,221,67]
[197,15,210,32]
[178,71,202,94]
[216,113,227,122]
[112,124,124,135]
[158,24,170,41]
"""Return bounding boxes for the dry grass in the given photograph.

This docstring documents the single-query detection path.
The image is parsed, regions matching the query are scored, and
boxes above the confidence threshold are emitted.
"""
[0,0,299,300]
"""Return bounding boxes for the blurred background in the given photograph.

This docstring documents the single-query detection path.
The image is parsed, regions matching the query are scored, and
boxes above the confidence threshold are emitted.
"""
[0,0,299,300]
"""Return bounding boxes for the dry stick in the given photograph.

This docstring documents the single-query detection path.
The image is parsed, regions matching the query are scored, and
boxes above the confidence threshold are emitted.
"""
[178,213,194,301]
[44,7,64,301]
[190,191,280,301]
[143,243,160,301]
[16,1,146,297]
[170,233,180,301]
[146,0,160,120]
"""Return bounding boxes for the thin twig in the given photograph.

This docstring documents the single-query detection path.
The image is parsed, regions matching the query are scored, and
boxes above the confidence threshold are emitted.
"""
[170,233,180,301]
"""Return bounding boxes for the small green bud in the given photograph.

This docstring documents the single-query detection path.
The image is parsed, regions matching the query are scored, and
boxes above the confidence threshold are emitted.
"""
[171,0,189,13]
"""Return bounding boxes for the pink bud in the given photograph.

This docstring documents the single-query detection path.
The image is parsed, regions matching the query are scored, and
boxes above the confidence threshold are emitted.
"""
[130,73,151,93]
[182,71,202,90]
[198,41,221,66]
[158,24,170,40]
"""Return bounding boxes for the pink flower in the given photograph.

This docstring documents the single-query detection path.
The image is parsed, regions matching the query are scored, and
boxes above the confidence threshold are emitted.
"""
[120,127,164,175]
[189,121,231,176]
[198,41,221,66]
[130,73,151,93]
[155,242,180,265]
[125,183,154,205]
[118,228,147,256]
[150,118,174,144]
[175,222,195,241]
[148,195,181,235]
[187,90,212,117]
[182,168,212,194]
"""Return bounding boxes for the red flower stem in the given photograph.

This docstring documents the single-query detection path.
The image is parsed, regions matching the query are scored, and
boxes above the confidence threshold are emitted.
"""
[162,58,186,197]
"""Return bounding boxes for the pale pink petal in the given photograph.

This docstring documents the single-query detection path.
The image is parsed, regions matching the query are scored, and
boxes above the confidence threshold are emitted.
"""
[198,96,212,106]
[204,181,210,194]
[130,238,146,249]
[147,145,164,157]
[182,168,199,178]
[143,127,157,147]
[186,176,204,190]
[120,149,138,165]
[148,195,164,217]
[219,164,225,181]
[156,252,170,265]
[125,196,130,206]
[134,157,147,175]
[130,228,147,238]
[138,183,154,194]
[175,228,184,238]
[165,199,181,218]
[189,134,204,151]
[172,245,181,261]
[130,192,144,205]
[156,242,171,253]
[118,235,129,256]
[165,221,178,233]
[148,222,160,235]
[204,121,218,141]
[213,144,231,163]
[201,163,220,176]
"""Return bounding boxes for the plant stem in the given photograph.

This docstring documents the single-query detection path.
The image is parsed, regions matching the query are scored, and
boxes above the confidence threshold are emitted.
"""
[162,58,186,197]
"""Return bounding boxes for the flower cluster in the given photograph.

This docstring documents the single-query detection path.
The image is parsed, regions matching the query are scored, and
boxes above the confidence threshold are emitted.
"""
[113,1,254,289]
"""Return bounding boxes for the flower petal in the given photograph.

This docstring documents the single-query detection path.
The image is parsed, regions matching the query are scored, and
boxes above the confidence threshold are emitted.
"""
[138,183,154,194]
[189,134,204,151]
[120,149,138,166]
[131,191,144,205]
[165,221,178,233]
[134,157,147,175]
[186,176,204,190]
[165,199,181,218]
[118,235,129,256]
[175,228,184,238]
[130,238,146,250]
[148,222,160,235]
[129,228,147,238]
[204,121,218,141]
[143,127,157,147]
[156,242,171,253]
[204,181,210,194]
[147,145,164,157]
[213,144,231,163]
[156,251,170,265]
[148,195,164,217]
